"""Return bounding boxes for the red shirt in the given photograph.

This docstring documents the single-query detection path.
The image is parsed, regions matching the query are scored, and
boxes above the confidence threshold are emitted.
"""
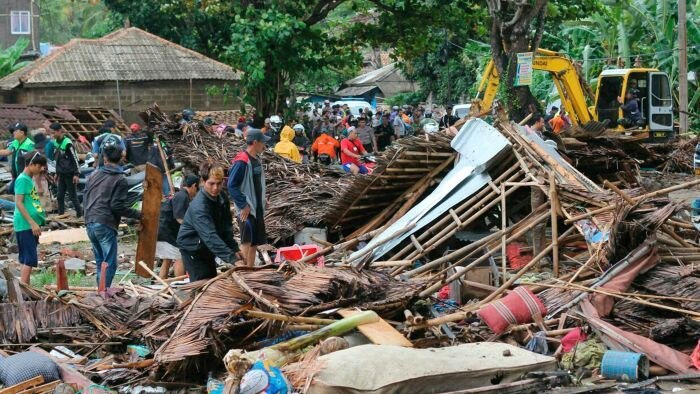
[340,138,364,166]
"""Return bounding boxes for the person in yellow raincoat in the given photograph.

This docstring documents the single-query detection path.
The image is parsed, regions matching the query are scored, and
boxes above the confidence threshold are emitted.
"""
[273,125,302,163]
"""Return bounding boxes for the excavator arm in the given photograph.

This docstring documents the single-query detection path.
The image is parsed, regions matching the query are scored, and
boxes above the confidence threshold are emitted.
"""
[473,49,600,130]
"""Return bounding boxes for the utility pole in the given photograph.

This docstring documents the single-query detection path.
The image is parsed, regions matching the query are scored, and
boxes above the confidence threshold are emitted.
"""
[679,0,689,133]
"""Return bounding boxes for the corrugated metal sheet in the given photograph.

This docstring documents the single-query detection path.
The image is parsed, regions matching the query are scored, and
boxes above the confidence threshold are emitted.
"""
[335,85,379,97]
[350,118,512,262]
[0,28,240,90]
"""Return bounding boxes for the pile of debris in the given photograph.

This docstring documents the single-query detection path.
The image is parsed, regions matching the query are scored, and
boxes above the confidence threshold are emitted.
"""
[1,112,700,393]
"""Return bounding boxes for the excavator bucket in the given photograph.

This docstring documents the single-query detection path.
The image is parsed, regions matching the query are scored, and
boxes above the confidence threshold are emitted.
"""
[564,119,609,139]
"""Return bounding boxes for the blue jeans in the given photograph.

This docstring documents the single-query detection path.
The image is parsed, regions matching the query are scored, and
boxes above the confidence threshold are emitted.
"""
[162,177,170,196]
[87,222,118,287]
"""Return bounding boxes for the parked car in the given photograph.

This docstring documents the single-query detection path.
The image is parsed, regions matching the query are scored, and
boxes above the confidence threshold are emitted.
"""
[333,99,374,117]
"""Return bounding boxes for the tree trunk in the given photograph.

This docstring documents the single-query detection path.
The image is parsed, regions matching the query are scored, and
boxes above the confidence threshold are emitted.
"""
[488,0,548,122]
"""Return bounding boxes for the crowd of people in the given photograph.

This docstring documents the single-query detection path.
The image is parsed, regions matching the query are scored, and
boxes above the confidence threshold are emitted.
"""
[0,101,461,287]
[235,101,458,174]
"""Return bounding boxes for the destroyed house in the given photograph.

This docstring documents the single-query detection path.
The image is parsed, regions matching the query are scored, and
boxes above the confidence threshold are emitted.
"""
[0,27,241,122]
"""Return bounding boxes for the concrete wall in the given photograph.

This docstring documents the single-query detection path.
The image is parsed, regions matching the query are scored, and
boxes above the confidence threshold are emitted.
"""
[0,0,40,53]
[7,79,240,122]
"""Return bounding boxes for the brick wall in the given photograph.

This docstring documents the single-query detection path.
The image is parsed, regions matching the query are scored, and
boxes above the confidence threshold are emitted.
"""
[11,80,241,114]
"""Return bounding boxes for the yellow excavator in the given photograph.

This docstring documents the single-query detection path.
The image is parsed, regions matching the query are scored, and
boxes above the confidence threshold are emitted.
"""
[472,48,674,141]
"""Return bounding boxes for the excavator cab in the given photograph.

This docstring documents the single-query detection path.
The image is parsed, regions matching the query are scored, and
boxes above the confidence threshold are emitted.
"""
[594,69,674,142]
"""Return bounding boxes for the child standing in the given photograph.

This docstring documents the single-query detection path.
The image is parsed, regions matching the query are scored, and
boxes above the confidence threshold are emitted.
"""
[13,151,47,284]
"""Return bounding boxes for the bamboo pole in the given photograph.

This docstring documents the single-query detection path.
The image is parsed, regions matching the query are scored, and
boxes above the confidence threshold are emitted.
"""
[423,227,575,327]
[406,207,549,279]
[550,172,559,277]
[501,183,507,281]
[243,310,336,325]
[137,261,182,303]
[231,272,280,312]
[417,210,551,297]
[565,178,700,224]
[388,162,522,261]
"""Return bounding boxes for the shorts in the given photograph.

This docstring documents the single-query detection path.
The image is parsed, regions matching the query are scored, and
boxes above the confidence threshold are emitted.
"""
[342,163,369,175]
[16,229,39,267]
[239,213,266,246]
[155,241,181,260]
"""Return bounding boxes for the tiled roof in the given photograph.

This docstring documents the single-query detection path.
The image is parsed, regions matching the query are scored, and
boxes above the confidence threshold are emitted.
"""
[0,27,240,90]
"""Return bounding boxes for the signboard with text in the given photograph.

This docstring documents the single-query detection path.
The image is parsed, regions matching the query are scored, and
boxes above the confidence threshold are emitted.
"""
[515,52,533,86]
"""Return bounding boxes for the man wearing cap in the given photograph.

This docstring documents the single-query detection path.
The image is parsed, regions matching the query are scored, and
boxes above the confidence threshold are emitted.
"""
[0,123,35,194]
[228,128,269,267]
[124,123,151,168]
[50,122,82,217]
[156,174,199,279]
[92,120,125,168]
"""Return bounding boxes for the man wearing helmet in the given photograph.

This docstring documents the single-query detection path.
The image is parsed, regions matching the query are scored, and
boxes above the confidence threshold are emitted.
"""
[92,120,125,168]
[292,124,311,164]
[268,115,283,145]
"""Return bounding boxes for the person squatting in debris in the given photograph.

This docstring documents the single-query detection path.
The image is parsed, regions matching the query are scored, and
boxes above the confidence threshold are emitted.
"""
[13,151,47,284]
[83,143,141,288]
[340,127,369,175]
[273,125,302,163]
[156,174,199,280]
[178,163,241,280]
[49,122,82,217]
[228,128,269,267]
[0,123,35,194]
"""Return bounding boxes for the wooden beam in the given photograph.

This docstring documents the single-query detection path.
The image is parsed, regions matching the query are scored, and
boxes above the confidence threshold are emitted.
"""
[0,376,44,394]
[134,164,163,277]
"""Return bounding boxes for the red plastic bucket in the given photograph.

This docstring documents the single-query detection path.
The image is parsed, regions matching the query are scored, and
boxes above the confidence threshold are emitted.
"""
[275,244,325,267]
[477,286,547,334]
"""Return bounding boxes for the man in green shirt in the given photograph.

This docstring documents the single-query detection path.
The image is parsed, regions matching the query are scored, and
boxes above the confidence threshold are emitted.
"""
[14,151,47,284]
[0,123,35,194]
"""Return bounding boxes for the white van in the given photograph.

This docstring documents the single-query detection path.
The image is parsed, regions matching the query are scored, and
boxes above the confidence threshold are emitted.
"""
[452,103,472,119]
[333,100,374,117]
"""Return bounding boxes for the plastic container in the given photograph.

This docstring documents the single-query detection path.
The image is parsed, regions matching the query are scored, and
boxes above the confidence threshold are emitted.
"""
[601,350,649,382]
[275,244,325,266]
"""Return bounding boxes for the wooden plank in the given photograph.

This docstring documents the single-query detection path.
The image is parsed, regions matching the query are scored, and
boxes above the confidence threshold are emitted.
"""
[338,309,413,347]
[39,228,88,245]
[0,376,44,394]
[16,380,59,394]
[135,164,163,277]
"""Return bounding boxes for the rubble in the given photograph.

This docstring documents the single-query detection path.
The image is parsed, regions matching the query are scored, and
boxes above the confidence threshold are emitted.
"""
[1,107,700,393]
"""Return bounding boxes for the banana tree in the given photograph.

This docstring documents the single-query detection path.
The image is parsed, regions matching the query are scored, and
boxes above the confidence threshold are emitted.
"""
[0,38,30,79]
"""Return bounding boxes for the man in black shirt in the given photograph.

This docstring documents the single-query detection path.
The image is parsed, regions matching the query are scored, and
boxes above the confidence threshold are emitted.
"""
[374,113,393,151]
[50,122,82,217]
[156,174,199,279]
[125,123,152,168]
[439,104,460,128]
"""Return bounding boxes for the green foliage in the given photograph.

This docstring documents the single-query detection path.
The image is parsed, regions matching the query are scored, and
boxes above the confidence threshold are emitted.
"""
[0,38,30,79]
[41,0,123,44]
[384,91,426,107]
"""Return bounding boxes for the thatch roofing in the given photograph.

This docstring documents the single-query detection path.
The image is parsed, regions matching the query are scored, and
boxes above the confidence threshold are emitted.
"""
[0,27,240,91]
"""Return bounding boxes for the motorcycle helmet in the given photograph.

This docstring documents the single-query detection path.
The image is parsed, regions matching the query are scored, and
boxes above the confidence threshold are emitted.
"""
[293,124,305,133]
[182,108,195,121]
[269,115,283,131]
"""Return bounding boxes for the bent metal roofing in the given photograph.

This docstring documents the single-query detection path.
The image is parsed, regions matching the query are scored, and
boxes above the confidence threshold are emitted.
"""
[0,27,240,90]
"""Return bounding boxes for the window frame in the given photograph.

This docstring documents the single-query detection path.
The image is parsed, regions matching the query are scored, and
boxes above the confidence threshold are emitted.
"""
[10,10,31,35]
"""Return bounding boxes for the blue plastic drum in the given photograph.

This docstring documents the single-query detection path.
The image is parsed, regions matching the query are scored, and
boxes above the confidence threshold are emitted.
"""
[601,350,649,382]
